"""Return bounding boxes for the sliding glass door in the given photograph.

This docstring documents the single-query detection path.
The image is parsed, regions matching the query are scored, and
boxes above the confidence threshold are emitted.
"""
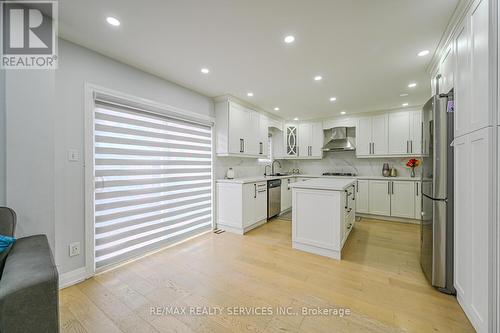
[93,100,212,270]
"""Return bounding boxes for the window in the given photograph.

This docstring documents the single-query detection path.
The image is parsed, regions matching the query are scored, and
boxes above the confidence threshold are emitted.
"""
[93,100,212,270]
[258,134,273,163]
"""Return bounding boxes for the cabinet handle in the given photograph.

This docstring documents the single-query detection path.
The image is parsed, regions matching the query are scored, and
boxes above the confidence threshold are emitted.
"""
[392,182,394,194]
[258,189,266,193]
[259,142,263,154]
[372,142,375,154]
[344,191,348,209]
[411,140,413,153]
[388,182,390,195]
[416,182,419,196]
[243,139,245,153]
[240,139,244,153]
[406,140,409,154]
[254,184,257,198]
[356,180,359,192]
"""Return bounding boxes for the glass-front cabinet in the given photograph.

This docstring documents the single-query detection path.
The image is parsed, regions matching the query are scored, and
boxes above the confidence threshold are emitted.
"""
[285,124,298,157]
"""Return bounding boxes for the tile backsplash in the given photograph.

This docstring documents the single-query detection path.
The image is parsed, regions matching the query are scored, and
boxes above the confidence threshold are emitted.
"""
[281,151,422,178]
[215,151,422,179]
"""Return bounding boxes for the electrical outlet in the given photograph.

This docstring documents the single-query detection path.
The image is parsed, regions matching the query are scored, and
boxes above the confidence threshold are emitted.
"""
[69,242,80,257]
[68,149,79,162]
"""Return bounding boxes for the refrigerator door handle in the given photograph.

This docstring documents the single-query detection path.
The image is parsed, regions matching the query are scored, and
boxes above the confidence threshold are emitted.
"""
[422,192,447,202]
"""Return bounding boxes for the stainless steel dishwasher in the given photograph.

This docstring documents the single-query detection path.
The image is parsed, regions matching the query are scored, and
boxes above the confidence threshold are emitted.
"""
[267,179,281,219]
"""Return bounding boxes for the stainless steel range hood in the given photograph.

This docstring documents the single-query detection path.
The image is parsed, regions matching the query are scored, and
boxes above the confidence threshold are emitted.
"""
[322,127,356,152]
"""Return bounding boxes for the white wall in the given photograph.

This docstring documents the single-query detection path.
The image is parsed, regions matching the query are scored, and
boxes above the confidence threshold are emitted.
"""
[4,39,213,275]
[0,70,5,205]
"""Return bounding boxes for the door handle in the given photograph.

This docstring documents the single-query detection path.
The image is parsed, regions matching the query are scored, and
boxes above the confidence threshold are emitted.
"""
[254,184,257,198]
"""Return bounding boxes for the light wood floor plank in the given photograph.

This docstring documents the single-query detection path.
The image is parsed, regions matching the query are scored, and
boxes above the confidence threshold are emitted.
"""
[60,218,474,332]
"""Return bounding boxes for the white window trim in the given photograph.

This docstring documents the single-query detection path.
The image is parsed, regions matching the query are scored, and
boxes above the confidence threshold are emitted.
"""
[83,83,215,279]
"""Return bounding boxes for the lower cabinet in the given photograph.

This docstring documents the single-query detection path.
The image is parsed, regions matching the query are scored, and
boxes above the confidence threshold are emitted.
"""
[355,180,369,213]
[368,180,391,216]
[357,179,421,220]
[217,181,267,234]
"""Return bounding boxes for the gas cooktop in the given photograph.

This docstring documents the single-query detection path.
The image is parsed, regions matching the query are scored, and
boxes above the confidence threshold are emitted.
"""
[322,172,357,177]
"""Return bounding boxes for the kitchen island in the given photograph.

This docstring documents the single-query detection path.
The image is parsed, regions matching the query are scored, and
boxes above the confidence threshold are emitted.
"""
[289,178,356,259]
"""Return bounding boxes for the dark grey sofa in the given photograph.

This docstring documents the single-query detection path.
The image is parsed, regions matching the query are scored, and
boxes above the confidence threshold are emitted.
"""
[0,207,59,333]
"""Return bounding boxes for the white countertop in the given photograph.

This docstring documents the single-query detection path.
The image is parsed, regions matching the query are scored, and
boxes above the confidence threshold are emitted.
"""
[289,178,356,191]
[216,174,420,184]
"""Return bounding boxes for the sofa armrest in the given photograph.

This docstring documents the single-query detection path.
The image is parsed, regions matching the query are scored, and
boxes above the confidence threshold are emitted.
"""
[0,235,59,333]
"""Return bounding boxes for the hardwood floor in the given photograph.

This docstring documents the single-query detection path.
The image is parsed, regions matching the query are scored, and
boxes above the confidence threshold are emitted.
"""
[60,218,474,333]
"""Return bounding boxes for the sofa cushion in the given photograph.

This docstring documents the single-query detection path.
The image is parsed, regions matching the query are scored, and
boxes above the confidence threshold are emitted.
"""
[0,243,13,278]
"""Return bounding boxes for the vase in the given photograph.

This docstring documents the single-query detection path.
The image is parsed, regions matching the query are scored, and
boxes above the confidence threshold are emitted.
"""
[410,167,415,178]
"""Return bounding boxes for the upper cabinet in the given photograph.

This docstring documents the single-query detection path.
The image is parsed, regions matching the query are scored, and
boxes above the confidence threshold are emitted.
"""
[454,0,491,137]
[283,122,322,159]
[440,45,455,95]
[215,99,269,158]
[284,123,298,157]
[356,114,388,157]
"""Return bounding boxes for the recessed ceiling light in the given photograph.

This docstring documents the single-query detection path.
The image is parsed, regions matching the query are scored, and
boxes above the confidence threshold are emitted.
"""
[284,35,295,44]
[329,97,337,102]
[200,68,210,74]
[106,16,120,26]
[247,92,254,97]
[402,103,409,107]
[340,111,347,115]
[418,50,430,57]
[400,93,409,97]
[274,107,280,111]
[293,117,299,121]
[408,82,417,88]
[314,75,323,81]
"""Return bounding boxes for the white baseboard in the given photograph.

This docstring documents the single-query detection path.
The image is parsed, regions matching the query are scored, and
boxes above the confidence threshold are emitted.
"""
[59,267,87,289]
[356,213,421,224]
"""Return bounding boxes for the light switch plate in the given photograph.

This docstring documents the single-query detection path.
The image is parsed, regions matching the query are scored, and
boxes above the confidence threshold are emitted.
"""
[69,242,80,257]
[68,149,79,162]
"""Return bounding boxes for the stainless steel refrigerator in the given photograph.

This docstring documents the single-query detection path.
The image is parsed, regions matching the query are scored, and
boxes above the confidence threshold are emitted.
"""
[420,92,455,294]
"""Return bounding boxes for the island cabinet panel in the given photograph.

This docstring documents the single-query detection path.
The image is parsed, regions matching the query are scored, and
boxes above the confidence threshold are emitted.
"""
[415,181,422,219]
[280,177,293,212]
[390,181,416,219]
[368,180,391,216]
[355,180,369,213]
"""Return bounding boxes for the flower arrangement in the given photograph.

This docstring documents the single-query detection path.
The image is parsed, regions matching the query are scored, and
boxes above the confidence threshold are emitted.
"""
[406,158,420,177]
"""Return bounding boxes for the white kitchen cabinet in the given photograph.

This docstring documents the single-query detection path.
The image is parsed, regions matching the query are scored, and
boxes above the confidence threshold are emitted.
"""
[357,115,388,157]
[216,181,267,234]
[355,179,369,213]
[414,181,422,220]
[258,114,269,157]
[297,122,323,158]
[390,181,416,219]
[368,180,391,216]
[454,22,471,138]
[215,99,270,158]
[469,0,489,132]
[388,112,411,155]
[280,177,293,212]
[440,44,455,95]
[410,111,422,155]
[454,128,492,333]
[284,123,298,157]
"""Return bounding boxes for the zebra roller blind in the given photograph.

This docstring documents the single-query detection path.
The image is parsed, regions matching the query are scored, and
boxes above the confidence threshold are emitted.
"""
[94,100,213,269]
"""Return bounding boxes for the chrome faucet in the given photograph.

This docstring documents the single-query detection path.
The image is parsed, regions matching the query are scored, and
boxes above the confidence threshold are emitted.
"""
[264,165,272,176]
[271,160,282,176]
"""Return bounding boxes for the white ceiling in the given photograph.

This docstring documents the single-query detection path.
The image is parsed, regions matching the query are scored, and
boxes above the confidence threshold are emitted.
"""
[58,0,459,120]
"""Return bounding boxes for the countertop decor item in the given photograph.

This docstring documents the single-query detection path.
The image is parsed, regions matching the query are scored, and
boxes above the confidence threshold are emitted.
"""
[382,163,390,177]
[406,158,420,178]
[390,167,397,177]
[226,167,235,179]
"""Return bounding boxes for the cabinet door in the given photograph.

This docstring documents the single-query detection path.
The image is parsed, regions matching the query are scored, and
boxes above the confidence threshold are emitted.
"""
[272,129,284,159]
[368,180,391,216]
[285,124,298,157]
[255,182,268,222]
[258,115,269,157]
[388,112,411,155]
[311,122,324,157]
[390,181,416,219]
[415,181,422,219]
[242,183,256,227]
[228,102,249,154]
[440,45,455,94]
[470,0,490,131]
[372,114,388,155]
[298,123,311,157]
[468,128,491,331]
[455,22,471,137]
[454,135,470,302]
[356,117,372,156]
[410,111,422,155]
[355,180,369,213]
[245,110,260,155]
